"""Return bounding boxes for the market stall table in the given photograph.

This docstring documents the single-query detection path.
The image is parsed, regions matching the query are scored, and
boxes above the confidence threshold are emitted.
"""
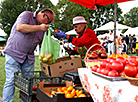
[78,68,138,102]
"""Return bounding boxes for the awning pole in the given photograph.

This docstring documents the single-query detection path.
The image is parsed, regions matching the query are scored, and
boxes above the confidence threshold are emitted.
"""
[114,0,117,54]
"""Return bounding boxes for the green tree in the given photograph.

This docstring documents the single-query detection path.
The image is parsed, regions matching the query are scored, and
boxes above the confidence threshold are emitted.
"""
[90,4,124,29]
[0,0,54,39]
[124,7,138,27]
[51,0,124,35]
[51,0,91,32]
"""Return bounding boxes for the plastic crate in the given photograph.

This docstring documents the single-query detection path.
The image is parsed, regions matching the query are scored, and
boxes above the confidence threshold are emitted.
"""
[14,71,63,95]
[63,72,81,86]
[19,90,39,102]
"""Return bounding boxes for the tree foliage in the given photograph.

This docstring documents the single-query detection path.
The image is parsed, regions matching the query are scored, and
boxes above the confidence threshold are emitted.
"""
[90,4,123,29]
[51,0,124,35]
[0,0,54,38]
[0,0,124,39]
[51,0,90,32]
[124,7,138,27]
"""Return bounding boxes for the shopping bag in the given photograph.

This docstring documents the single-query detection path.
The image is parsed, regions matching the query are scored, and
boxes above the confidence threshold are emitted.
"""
[39,27,60,65]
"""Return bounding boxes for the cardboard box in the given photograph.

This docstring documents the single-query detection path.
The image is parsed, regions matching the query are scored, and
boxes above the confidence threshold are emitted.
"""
[41,56,82,77]
[36,81,94,102]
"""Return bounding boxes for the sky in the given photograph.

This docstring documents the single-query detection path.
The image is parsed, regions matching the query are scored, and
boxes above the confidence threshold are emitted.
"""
[50,0,138,15]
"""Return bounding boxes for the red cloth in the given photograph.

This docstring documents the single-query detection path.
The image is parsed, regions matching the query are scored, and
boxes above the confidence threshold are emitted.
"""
[71,28,99,52]
[69,0,133,9]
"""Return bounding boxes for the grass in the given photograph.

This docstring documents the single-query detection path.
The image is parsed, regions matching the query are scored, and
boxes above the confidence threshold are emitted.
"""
[0,56,41,102]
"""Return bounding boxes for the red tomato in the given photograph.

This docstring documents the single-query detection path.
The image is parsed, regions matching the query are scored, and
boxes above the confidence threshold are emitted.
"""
[135,73,138,78]
[91,65,99,72]
[92,52,98,56]
[116,57,126,66]
[135,57,138,66]
[137,66,138,72]
[108,70,119,77]
[107,57,116,62]
[54,30,60,33]
[129,62,136,66]
[89,53,98,59]
[128,56,136,64]
[97,57,101,59]
[119,70,125,76]
[101,68,111,76]
[125,59,129,65]
[106,62,112,69]
[109,58,116,64]
[100,60,108,68]
[96,67,103,73]
[32,84,37,91]
[124,64,137,77]
[101,52,108,59]
[111,61,124,71]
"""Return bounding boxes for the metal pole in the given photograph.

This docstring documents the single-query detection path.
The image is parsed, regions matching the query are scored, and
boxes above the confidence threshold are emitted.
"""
[114,0,117,54]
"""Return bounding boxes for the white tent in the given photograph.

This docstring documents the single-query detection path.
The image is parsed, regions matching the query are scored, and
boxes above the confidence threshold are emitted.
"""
[0,28,7,37]
[94,21,130,31]
[124,27,138,40]
[65,29,78,35]
[97,33,109,39]
[124,27,138,36]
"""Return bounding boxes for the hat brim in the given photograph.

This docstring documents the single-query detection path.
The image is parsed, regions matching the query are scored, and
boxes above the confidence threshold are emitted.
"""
[71,22,88,26]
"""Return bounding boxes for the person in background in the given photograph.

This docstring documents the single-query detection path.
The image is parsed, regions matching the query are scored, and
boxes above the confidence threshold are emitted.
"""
[128,34,133,54]
[3,8,55,102]
[125,35,129,45]
[121,40,127,54]
[132,34,137,54]
[102,36,108,52]
[120,34,126,43]
[117,35,123,54]
[129,34,133,43]
[53,16,99,56]
[125,35,129,54]
[116,35,121,54]
[107,30,114,56]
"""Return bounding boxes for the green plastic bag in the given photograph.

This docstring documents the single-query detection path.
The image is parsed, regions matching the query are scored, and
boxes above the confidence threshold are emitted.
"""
[39,27,60,65]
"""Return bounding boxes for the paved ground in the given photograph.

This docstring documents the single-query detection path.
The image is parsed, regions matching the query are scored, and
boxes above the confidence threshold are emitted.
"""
[0,96,3,102]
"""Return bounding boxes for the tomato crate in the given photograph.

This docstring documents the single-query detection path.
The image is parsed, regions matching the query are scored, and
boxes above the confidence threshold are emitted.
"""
[19,90,39,102]
[14,71,63,95]
[36,81,94,102]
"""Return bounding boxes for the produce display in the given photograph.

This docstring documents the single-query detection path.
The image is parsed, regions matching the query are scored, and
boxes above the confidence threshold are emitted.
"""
[90,54,138,78]
[50,85,89,98]
[87,48,108,59]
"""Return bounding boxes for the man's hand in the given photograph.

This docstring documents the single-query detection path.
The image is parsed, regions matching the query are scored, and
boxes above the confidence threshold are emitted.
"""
[53,30,67,38]
[40,24,49,31]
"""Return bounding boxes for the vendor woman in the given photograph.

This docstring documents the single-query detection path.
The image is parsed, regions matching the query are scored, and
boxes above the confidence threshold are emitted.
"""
[54,16,99,56]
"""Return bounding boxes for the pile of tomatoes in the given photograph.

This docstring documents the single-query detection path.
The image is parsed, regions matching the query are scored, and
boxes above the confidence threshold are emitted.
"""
[88,49,108,59]
[90,56,138,78]
[50,86,88,98]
